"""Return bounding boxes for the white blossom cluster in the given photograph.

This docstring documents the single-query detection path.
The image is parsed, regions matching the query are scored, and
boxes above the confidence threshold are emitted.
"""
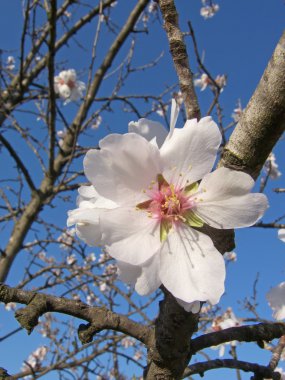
[6,55,15,70]
[231,100,244,122]
[263,152,281,180]
[22,346,48,372]
[54,69,85,104]
[200,0,219,19]
[194,73,227,92]
[211,308,241,357]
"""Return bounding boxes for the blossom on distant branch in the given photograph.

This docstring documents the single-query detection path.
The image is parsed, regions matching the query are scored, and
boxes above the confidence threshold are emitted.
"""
[215,74,227,91]
[22,346,48,372]
[278,229,285,243]
[6,55,15,70]
[173,91,184,106]
[91,115,102,130]
[224,251,237,262]
[267,282,285,320]
[68,100,268,312]
[231,100,244,122]
[263,152,281,180]
[194,73,210,91]
[5,302,17,311]
[54,69,85,104]
[200,1,219,19]
[211,308,241,356]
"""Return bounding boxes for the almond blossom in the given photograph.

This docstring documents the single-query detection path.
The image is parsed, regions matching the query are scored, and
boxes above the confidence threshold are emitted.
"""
[68,101,268,312]
[267,282,285,320]
[200,3,219,19]
[54,69,85,104]
[211,308,241,356]
[194,73,210,91]
[278,229,285,243]
[264,152,281,180]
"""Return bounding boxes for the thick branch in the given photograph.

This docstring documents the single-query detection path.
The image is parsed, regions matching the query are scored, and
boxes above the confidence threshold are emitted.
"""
[221,31,285,179]
[183,359,281,380]
[191,323,285,353]
[0,284,152,346]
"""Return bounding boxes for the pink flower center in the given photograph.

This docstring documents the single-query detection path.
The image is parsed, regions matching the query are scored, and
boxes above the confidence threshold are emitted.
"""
[136,176,197,225]
[58,78,76,89]
[149,183,195,223]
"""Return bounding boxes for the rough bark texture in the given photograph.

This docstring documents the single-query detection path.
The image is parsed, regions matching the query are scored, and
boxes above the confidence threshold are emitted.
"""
[221,31,285,179]
[145,290,199,379]
[0,284,152,346]
[158,0,200,120]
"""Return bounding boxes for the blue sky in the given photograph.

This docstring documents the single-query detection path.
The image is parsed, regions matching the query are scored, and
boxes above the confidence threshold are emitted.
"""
[0,1,285,379]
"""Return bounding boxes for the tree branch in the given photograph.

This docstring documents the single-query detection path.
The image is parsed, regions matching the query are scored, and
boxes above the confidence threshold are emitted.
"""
[221,31,285,179]
[183,359,281,380]
[191,323,285,354]
[0,284,152,346]
[158,0,200,119]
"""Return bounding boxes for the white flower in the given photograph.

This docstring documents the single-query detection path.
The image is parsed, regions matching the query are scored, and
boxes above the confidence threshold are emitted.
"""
[211,308,240,356]
[155,103,169,117]
[278,229,285,243]
[148,1,158,13]
[121,337,135,348]
[66,253,77,265]
[215,74,227,91]
[6,55,15,70]
[5,302,17,311]
[54,69,85,104]
[173,91,184,106]
[64,10,72,18]
[22,346,48,371]
[194,73,210,91]
[91,115,102,129]
[68,100,268,311]
[57,227,76,249]
[267,282,285,320]
[231,100,243,122]
[264,152,281,179]
[212,308,240,331]
[200,4,219,19]
[224,251,237,262]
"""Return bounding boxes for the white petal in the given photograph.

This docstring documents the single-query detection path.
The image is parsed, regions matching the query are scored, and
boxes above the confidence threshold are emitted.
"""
[67,207,102,245]
[84,133,161,206]
[278,229,285,243]
[195,168,268,228]
[76,223,101,246]
[116,261,141,285]
[78,185,98,199]
[100,207,161,265]
[169,99,180,139]
[159,225,225,304]
[67,206,100,226]
[128,118,168,148]
[77,186,117,209]
[160,117,221,187]
[267,282,285,320]
[135,255,161,295]
[176,299,201,313]
[198,167,255,200]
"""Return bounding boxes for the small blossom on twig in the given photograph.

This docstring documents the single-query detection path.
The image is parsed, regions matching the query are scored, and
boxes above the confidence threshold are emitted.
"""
[54,69,85,104]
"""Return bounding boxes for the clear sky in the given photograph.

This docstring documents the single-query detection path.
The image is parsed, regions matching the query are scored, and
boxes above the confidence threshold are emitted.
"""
[0,1,285,379]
